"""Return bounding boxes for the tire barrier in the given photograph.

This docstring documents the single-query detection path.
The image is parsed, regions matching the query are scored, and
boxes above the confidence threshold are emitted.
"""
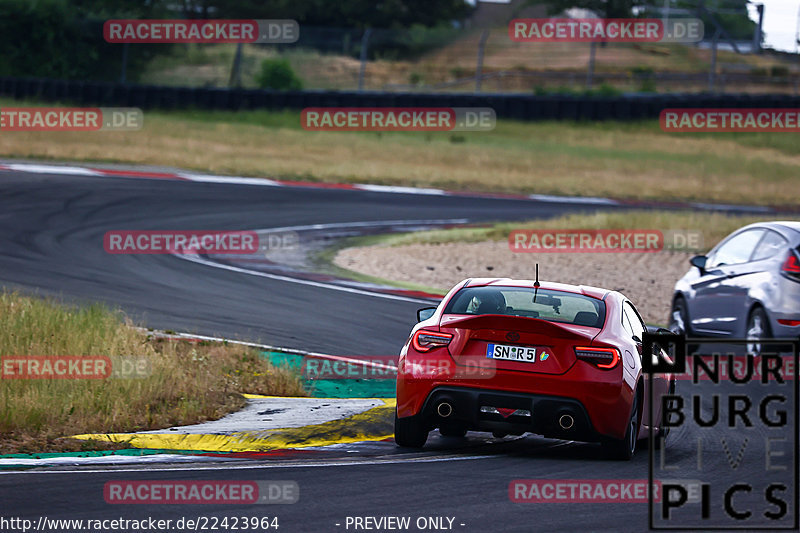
[1,76,798,121]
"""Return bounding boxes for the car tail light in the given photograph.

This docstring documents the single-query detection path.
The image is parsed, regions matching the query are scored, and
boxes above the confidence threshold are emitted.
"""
[411,330,453,352]
[574,346,620,369]
[781,250,800,281]
[777,319,800,327]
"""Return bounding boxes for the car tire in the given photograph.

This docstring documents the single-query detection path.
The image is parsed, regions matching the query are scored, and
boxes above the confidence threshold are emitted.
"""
[669,296,697,354]
[669,297,692,335]
[746,307,772,356]
[654,379,676,450]
[394,411,428,448]
[438,425,467,438]
[603,390,640,461]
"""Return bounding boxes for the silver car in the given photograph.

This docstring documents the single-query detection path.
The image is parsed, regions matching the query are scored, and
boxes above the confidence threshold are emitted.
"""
[670,221,800,351]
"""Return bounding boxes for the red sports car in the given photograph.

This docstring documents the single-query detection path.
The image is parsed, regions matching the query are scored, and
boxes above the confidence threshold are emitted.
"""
[395,278,675,459]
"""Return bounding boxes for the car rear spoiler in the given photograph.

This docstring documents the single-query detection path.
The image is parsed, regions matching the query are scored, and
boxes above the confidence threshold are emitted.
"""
[440,314,598,342]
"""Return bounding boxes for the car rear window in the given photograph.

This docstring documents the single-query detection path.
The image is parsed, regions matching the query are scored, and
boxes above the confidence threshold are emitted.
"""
[443,286,606,328]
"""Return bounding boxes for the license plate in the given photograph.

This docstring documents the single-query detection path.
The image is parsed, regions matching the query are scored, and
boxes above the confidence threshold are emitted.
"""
[486,343,537,363]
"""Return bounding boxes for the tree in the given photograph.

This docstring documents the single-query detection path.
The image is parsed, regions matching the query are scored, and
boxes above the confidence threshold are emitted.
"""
[676,0,757,42]
[0,0,171,80]
[542,0,644,19]
[207,0,472,29]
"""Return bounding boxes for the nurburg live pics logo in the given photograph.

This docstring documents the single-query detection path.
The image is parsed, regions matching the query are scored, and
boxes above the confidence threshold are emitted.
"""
[643,331,799,530]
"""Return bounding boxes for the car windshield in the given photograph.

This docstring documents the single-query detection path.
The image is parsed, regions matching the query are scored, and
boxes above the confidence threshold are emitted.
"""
[443,286,606,328]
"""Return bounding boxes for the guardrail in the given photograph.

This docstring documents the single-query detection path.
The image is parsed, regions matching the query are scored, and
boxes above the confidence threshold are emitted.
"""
[1,76,799,121]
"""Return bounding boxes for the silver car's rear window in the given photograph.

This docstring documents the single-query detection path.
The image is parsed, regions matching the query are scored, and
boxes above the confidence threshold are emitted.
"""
[443,286,606,328]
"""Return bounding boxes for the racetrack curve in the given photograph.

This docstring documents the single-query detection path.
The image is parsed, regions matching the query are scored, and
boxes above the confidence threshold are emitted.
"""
[0,167,796,532]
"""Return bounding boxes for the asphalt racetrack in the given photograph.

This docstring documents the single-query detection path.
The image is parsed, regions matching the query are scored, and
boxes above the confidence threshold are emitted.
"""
[0,167,796,532]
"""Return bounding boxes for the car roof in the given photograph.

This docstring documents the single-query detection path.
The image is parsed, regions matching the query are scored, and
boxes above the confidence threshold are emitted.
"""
[461,277,610,300]
[771,221,800,234]
[735,221,800,242]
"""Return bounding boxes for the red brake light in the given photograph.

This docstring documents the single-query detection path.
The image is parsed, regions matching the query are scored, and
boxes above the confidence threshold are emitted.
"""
[411,330,453,353]
[574,346,620,369]
[777,319,800,327]
[782,251,800,278]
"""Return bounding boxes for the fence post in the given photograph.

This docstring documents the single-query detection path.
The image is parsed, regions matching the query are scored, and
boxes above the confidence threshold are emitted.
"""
[120,43,129,84]
[358,28,372,92]
[475,29,489,93]
[229,43,243,87]
[753,3,764,54]
[586,41,596,89]
[709,29,719,93]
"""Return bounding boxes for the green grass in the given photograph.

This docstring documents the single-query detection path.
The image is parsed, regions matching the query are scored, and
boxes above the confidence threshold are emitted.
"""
[0,291,307,453]
[142,108,800,158]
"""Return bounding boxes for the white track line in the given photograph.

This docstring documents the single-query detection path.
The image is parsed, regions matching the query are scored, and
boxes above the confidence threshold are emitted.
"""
[140,329,335,357]
[1,163,103,176]
[353,184,447,195]
[177,254,432,304]
[0,454,498,474]
[143,329,398,372]
[1,161,623,205]
[176,173,282,186]
[528,194,619,205]
[174,219,465,305]
[244,219,469,233]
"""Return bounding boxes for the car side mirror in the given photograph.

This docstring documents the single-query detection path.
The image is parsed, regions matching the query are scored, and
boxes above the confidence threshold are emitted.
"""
[690,255,707,274]
[417,306,437,322]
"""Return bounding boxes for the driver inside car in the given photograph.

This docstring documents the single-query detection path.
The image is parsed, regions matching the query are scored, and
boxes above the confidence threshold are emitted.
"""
[466,292,507,315]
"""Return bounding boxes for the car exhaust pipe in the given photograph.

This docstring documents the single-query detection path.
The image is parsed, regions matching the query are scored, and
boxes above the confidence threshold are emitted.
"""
[437,401,453,418]
[558,414,574,430]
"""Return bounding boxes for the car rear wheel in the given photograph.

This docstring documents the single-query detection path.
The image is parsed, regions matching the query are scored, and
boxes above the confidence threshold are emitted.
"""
[746,307,772,356]
[654,380,676,450]
[394,412,428,448]
[669,296,698,354]
[603,391,640,461]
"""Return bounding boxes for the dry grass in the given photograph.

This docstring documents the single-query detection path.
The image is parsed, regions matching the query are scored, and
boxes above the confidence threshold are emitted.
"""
[1,103,798,206]
[371,210,800,249]
[0,291,307,454]
[138,39,795,93]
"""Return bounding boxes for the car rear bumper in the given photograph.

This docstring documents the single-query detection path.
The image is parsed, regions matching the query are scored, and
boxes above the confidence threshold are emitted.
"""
[767,277,800,338]
[396,350,634,440]
[419,386,600,442]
